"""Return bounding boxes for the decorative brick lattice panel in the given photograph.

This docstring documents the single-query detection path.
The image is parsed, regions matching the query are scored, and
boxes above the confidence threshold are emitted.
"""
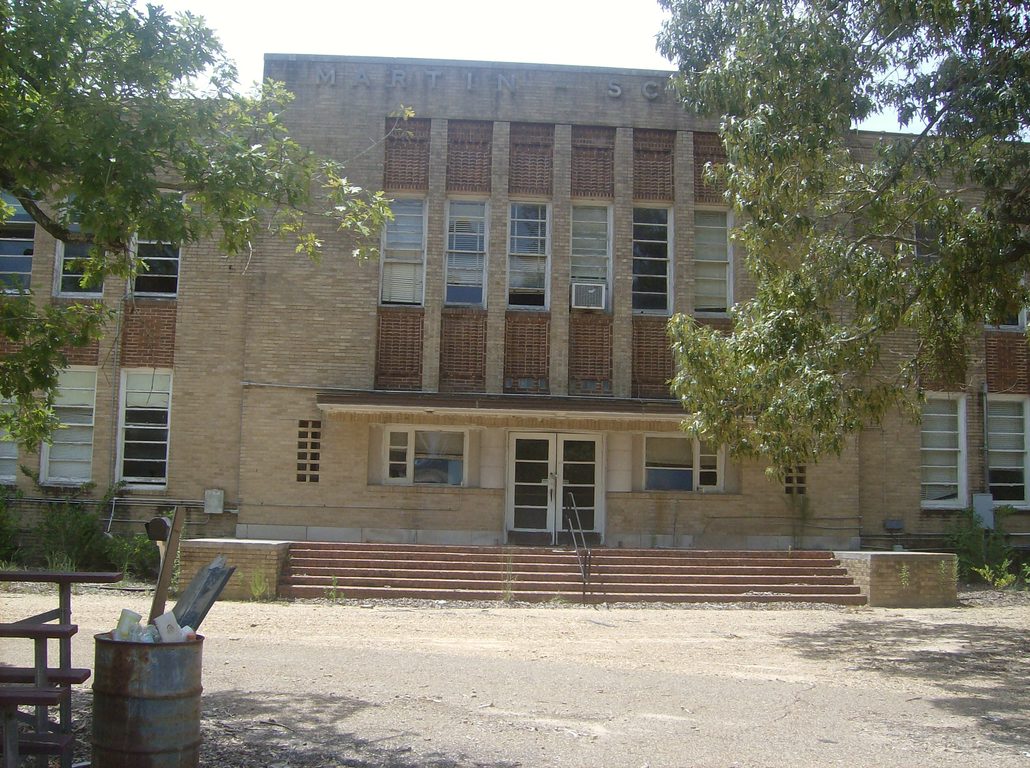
[569,312,613,396]
[384,118,430,192]
[633,129,675,202]
[632,315,674,398]
[121,301,176,367]
[693,131,727,205]
[375,308,424,390]
[986,331,1030,394]
[296,420,321,483]
[439,309,487,392]
[571,126,615,199]
[509,123,554,197]
[447,121,492,194]
[784,465,807,495]
[504,312,550,393]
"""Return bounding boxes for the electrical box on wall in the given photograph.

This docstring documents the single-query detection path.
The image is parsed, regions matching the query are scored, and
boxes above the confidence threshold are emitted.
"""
[204,488,225,515]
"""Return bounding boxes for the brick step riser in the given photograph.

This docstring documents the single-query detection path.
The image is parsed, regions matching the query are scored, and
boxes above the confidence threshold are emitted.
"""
[282,576,863,596]
[289,543,836,560]
[288,554,845,570]
[285,567,856,586]
[280,585,866,605]
[287,560,847,577]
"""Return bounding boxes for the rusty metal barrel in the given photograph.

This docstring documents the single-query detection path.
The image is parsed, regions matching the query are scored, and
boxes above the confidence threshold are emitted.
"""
[92,632,203,768]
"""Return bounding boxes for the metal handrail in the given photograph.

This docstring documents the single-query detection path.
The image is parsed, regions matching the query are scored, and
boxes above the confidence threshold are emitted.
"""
[564,492,592,601]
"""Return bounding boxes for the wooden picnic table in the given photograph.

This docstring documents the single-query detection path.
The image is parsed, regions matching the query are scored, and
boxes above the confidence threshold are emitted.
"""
[0,570,122,768]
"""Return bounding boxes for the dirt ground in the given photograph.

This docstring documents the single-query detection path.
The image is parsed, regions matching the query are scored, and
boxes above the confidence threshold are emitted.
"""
[1,586,1029,768]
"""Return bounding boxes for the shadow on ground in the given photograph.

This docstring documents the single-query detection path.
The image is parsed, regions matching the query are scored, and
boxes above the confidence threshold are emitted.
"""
[783,618,1030,751]
[72,689,520,768]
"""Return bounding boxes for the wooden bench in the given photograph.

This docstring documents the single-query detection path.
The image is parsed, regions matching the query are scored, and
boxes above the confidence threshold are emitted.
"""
[0,570,121,768]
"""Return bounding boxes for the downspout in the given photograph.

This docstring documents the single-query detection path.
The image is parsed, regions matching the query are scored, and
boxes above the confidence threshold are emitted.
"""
[981,382,990,494]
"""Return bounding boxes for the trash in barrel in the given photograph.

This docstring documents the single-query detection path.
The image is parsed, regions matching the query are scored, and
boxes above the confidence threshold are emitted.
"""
[91,632,203,768]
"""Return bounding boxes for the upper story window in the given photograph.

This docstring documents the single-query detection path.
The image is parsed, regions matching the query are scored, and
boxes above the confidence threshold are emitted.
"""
[0,192,34,293]
[41,368,96,485]
[993,307,1027,331]
[445,200,487,307]
[920,395,967,508]
[134,239,180,297]
[0,400,16,484]
[508,202,549,308]
[694,210,731,313]
[55,239,103,297]
[644,435,721,491]
[381,198,426,305]
[987,396,1028,506]
[632,208,670,313]
[119,369,172,488]
[386,428,465,486]
[570,206,610,311]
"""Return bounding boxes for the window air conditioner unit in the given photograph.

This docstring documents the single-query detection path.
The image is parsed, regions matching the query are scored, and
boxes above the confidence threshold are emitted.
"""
[571,282,606,309]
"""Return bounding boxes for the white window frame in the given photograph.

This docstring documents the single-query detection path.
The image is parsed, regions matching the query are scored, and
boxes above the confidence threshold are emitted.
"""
[132,237,180,298]
[384,427,467,487]
[507,201,550,309]
[643,434,723,492]
[0,192,34,294]
[570,205,612,311]
[380,198,427,306]
[54,239,103,298]
[992,307,1027,332]
[40,367,97,485]
[117,368,173,489]
[919,393,967,509]
[693,208,732,314]
[986,394,1030,507]
[631,207,673,315]
[445,199,488,307]
[0,400,17,484]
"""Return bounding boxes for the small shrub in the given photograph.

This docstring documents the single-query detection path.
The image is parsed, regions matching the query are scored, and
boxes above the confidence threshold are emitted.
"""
[0,496,19,563]
[34,502,110,571]
[249,571,270,601]
[105,534,161,579]
[973,559,1017,589]
[946,506,1013,580]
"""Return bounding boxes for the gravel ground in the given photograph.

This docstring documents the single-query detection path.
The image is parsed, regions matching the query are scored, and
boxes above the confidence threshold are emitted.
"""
[2,583,1029,768]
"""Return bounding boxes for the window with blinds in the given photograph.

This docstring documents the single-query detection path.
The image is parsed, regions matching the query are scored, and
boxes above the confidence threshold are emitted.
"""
[446,201,487,306]
[508,202,548,307]
[42,368,96,484]
[987,398,1027,503]
[920,396,965,507]
[694,210,730,313]
[381,199,426,305]
[571,206,610,309]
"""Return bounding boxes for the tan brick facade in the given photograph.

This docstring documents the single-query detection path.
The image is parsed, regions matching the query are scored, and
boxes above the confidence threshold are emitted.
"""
[5,55,1028,552]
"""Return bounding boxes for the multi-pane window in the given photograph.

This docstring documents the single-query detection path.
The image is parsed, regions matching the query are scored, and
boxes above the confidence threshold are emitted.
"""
[632,208,670,313]
[784,466,807,495]
[41,369,96,484]
[119,370,172,487]
[694,210,730,312]
[134,240,180,296]
[55,240,103,296]
[1,192,34,292]
[508,203,549,307]
[644,436,720,491]
[570,206,610,309]
[381,199,426,305]
[445,201,487,306]
[386,429,465,486]
[920,396,966,507]
[296,420,321,483]
[0,401,17,483]
[987,397,1027,504]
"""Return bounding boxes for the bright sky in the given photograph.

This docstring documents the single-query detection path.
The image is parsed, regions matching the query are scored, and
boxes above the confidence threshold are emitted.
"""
[149,0,676,88]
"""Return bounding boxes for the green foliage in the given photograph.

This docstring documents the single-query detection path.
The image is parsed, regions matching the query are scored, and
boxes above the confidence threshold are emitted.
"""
[249,570,270,601]
[1021,562,1030,589]
[658,0,1029,470]
[945,507,1014,581]
[33,501,110,571]
[105,533,160,579]
[0,493,18,562]
[0,0,393,448]
[972,560,1016,590]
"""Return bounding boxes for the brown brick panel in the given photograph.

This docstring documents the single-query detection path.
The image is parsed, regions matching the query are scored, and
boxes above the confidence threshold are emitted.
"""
[694,131,727,205]
[504,312,550,393]
[632,315,674,399]
[696,316,732,333]
[986,331,1030,394]
[120,300,176,367]
[439,309,487,393]
[375,307,424,390]
[571,125,615,199]
[509,123,554,197]
[446,120,492,194]
[63,339,100,366]
[633,129,675,202]
[569,311,613,396]
[384,117,430,192]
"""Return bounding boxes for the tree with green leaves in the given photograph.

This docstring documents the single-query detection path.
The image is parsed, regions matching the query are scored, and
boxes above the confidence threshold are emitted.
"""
[657,0,1029,471]
[0,0,391,446]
